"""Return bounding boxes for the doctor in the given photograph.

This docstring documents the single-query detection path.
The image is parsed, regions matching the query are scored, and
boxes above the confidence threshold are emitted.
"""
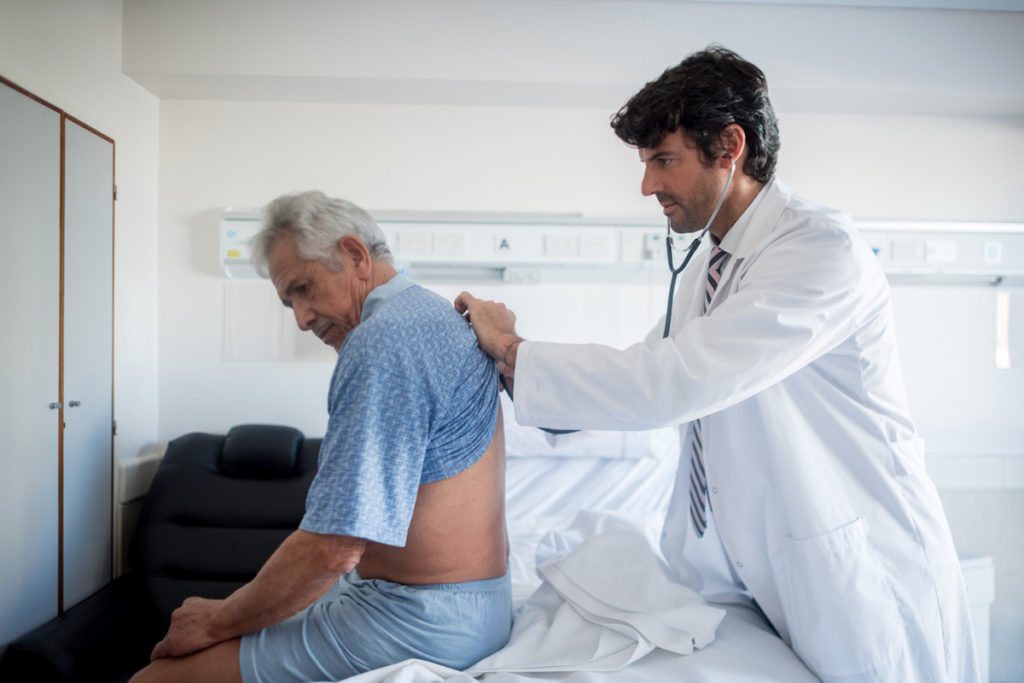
[455,46,978,682]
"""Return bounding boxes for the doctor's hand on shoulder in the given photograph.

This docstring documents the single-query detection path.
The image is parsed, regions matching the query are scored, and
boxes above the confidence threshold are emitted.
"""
[454,292,524,377]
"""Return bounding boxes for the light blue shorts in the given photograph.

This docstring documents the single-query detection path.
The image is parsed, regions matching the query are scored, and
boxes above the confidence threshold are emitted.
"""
[238,570,512,682]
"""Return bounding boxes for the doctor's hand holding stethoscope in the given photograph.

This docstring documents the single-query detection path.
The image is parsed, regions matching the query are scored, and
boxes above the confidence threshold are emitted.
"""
[452,294,523,382]
[454,130,741,383]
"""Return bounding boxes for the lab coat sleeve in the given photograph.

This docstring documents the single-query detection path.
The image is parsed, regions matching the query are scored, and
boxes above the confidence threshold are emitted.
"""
[514,220,882,431]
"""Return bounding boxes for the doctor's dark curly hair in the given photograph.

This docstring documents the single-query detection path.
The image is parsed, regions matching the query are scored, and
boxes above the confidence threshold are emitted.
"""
[611,45,780,184]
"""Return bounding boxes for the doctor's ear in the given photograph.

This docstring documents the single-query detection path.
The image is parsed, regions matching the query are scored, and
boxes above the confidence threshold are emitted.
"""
[718,124,746,167]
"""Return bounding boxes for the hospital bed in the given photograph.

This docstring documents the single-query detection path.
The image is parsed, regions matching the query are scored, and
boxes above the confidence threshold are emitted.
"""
[0,414,816,682]
[339,394,818,682]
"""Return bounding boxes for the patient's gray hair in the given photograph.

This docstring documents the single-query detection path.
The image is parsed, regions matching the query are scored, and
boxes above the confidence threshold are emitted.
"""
[251,191,393,277]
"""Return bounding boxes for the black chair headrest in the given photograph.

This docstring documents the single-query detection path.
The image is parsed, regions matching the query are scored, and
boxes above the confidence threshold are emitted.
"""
[219,424,304,478]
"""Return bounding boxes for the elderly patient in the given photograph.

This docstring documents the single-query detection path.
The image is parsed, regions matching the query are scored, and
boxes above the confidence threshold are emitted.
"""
[131,191,511,683]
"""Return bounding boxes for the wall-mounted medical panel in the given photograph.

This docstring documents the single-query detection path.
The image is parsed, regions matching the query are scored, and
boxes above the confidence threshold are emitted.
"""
[221,209,262,279]
[858,221,1024,287]
[221,210,1024,286]
[379,222,624,265]
[221,209,672,283]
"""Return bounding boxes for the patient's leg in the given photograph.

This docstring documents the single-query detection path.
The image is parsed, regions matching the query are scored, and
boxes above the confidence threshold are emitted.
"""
[128,638,241,683]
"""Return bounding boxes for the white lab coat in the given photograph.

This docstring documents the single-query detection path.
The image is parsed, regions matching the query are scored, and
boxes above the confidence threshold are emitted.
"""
[512,179,979,682]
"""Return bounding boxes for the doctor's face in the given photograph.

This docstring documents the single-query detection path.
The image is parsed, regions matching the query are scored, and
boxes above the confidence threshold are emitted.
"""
[267,233,365,351]
[639,130,723,235]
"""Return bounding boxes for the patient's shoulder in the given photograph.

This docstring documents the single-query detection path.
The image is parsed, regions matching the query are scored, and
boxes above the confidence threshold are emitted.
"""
[355,285,481,362]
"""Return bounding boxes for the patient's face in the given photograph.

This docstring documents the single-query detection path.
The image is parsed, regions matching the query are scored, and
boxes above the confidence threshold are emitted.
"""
[267,234,363,351]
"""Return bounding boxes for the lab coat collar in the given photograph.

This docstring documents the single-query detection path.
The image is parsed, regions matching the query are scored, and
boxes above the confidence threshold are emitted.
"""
[718,177,791,259]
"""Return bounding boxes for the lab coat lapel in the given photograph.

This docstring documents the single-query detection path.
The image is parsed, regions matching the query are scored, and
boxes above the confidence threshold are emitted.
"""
[707,179,792,312]
[725,178,791,261]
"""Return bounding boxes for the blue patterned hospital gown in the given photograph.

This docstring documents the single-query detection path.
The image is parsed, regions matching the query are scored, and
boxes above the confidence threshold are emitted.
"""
[299,274,499,547]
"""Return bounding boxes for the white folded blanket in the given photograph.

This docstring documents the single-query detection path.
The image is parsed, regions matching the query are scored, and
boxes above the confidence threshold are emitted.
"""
[339,515,725,682]
[466,524,725,674]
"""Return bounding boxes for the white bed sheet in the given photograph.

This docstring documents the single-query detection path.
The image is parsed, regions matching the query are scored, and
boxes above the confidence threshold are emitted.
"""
[338,603,815,683]
[334,422,816,683]
[504,455,677,606]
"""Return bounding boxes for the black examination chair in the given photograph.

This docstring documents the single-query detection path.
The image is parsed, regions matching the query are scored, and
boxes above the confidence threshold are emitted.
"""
[0,425,320,682]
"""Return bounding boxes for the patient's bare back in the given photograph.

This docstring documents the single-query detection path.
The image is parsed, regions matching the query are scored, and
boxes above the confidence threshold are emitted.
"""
[356,404,508,585]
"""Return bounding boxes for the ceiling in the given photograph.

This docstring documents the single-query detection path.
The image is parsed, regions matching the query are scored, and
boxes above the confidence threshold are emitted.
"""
[121,0,1024,117]
[678,0,1024,9]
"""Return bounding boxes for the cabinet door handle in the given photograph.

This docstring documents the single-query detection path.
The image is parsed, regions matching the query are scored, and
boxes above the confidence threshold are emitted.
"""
[68,400,81,407]
[49,402,62,409]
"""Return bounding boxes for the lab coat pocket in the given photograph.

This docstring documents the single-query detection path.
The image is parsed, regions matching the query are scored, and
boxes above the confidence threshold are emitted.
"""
[770,517,904,678]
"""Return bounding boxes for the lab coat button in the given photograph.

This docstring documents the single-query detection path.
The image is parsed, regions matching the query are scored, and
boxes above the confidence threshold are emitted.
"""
[735,561,743,569]
[711,486,718,494]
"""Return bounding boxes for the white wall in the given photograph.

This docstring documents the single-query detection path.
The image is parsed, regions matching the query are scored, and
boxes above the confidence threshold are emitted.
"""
[157,101,640,438]
[157,99,1024,681]
[156,99,1024,443]
[0,0,160,464]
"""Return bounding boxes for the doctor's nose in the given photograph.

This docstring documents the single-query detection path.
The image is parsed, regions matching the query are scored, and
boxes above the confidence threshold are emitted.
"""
[640,166,661,197]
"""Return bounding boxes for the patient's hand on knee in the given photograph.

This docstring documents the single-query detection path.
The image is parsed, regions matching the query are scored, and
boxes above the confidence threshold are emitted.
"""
[151,596,225,661]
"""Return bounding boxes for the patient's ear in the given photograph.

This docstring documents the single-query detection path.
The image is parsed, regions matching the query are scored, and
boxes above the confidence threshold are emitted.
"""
[337,235,372,278]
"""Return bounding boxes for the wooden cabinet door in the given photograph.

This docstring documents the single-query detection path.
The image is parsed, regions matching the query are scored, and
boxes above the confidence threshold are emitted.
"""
[0,80,62,646]
[62,118,114,608]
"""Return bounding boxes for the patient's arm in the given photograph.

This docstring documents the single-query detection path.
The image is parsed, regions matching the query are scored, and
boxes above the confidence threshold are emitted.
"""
[151,530,365,660]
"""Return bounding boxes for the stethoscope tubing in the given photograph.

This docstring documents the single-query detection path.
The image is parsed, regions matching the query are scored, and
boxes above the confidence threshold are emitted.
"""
[505,156,736,434]
[661,156,735,338]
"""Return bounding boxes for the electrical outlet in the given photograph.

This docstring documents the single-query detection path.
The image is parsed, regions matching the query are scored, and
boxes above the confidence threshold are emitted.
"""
[503,268,542,284]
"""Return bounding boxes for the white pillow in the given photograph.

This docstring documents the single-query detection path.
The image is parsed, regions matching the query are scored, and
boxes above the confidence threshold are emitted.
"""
[500,393,677,459]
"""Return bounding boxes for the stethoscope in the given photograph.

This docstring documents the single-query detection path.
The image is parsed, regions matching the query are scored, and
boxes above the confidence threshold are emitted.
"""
[661,154,735,338]
[503,154,735,435]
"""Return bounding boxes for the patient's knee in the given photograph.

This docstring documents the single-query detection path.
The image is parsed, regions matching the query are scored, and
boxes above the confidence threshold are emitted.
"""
[127,639,242,683]
[127,659,164,683]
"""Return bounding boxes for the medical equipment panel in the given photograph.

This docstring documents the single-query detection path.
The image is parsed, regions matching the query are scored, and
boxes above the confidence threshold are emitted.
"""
[221,209,1024,287]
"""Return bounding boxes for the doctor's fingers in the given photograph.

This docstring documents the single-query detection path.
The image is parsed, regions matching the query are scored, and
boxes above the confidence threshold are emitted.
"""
[481,300,518,328]
[455,294,518,328]
[454,291,478,315]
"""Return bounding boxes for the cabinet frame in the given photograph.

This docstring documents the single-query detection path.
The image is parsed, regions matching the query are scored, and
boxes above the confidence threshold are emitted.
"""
[0,74,116,617]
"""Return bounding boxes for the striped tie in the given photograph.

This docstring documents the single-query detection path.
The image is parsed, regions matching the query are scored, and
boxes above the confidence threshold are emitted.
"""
[689,246,729,537]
